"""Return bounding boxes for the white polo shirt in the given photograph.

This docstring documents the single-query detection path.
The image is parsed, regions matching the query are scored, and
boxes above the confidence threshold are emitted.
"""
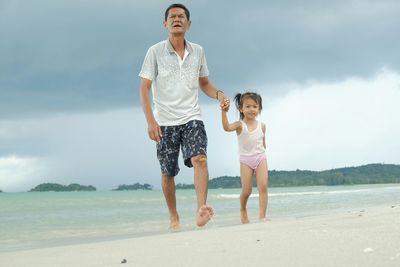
[139,40,209,126]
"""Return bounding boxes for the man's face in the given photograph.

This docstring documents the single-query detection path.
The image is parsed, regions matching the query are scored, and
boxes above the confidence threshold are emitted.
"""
[164,8,191,34]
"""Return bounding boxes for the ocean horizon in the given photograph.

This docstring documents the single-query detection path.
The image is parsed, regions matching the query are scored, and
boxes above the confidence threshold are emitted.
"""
[1,183,399,252]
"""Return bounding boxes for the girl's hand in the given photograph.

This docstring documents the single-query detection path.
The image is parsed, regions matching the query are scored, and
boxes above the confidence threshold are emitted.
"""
[220,98,230,111]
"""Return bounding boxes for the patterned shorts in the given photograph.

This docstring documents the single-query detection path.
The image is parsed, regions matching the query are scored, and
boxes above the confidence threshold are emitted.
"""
[157,120,207,177]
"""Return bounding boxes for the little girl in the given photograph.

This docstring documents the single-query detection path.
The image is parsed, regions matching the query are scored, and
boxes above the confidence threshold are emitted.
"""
[221,92,268,223]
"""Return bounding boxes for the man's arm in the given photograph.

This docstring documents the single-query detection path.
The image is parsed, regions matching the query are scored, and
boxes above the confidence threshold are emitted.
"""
[140,78,162,143]
[199,76,229,109]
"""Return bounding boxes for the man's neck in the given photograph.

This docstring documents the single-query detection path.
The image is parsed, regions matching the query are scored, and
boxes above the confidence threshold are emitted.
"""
[169,35,185,53]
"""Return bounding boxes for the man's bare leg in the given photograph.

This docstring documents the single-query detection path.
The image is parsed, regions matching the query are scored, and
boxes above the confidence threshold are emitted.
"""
[162,175,180,230]
[192,155,213,227]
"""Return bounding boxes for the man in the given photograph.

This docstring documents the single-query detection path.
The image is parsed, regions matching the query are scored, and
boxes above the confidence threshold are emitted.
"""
[139,3,229,229]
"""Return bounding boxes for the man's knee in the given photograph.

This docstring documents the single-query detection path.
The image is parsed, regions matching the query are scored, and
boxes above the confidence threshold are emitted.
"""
[191,154,207,167]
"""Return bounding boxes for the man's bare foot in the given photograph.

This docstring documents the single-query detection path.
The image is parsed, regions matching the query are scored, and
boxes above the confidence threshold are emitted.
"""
[259,217,270,222]
[206,206,214,217]
[240,208,250,224]
[196,205,213,227]
[169,214,180,231]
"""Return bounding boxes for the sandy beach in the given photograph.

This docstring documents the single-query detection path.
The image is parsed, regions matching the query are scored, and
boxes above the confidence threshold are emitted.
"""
[2,204,399,267]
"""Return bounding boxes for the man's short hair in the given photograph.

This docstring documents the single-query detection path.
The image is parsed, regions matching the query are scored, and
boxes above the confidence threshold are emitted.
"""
[165,3,190,21]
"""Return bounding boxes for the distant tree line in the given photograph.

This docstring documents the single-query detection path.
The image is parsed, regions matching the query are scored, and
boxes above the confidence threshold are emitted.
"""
[269,163,400,187]
[113,183,153,191]
[29,183,96,192]
[27,182,153,192]
[176,163,400,189]
[11,164,400,192]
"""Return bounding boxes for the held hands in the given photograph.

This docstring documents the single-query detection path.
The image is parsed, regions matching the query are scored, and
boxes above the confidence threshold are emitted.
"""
[221,98,230,112]
[217,91,230,112]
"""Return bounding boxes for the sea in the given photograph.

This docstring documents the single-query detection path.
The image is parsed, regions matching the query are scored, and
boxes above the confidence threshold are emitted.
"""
[1,184,399,252]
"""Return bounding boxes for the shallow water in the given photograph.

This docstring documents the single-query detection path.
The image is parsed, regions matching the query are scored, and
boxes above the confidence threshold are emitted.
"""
[1,183,399,252]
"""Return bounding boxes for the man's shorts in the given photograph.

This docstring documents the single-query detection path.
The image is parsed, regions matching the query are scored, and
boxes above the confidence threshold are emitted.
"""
[156,120,207,177]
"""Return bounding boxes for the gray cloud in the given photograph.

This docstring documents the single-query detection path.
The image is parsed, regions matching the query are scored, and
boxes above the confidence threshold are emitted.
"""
[0,0,163,117]
[200,1,400,86]
[1,1,400,193]
[2,1,400,118]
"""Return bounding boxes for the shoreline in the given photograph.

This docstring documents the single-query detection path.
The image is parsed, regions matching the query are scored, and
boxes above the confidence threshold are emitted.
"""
[2,204,399,267]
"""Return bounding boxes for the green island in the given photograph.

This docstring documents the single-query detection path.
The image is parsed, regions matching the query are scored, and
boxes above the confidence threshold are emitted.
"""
[29,183,96,192]
[24,164,400,192]
[176,163,400,189]
[113,183,153,191]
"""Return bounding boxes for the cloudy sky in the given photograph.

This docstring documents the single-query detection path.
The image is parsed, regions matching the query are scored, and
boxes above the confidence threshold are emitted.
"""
[1,0,400,192]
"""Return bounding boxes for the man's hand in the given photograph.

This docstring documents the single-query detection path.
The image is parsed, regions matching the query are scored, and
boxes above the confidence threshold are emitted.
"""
[147,119,162,143]
[219,93,230,112]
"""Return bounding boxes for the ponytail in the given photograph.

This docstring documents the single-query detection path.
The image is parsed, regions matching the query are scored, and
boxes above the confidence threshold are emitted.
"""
[233,93,244,120]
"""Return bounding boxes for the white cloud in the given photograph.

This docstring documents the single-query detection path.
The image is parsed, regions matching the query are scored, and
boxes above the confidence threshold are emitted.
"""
[262,69,400,170]
[0,155,47,192]
[1,69,399,192]
[202,69,400,176]
[0,108,158,192]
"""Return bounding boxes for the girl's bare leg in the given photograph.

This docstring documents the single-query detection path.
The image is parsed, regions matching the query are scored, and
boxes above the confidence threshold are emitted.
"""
[240,163,254,224]
[255,159,268,220]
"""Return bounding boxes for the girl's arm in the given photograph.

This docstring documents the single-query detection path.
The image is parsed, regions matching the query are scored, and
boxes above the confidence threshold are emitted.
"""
[222,110,241,133]
[262,123,267,149]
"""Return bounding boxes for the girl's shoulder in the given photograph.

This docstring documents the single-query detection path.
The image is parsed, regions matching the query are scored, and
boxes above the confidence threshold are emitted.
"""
[257,120,266,126]
[235,120,244,135]
[236,120,243,128]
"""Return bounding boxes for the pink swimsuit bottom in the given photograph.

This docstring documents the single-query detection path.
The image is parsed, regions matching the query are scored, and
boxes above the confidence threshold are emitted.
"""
[239,153,266,171]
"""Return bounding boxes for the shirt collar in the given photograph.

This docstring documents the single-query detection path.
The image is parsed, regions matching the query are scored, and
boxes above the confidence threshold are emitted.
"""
[166,39,193,54]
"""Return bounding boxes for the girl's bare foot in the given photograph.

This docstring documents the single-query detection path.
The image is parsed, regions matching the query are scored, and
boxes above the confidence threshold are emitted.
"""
[240,208,250,224]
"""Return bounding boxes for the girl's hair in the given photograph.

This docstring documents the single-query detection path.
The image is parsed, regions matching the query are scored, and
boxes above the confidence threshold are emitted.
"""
[233,92,263,120]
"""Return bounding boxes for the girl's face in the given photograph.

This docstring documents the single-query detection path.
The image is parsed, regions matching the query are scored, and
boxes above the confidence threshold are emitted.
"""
[240,97,260,119]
